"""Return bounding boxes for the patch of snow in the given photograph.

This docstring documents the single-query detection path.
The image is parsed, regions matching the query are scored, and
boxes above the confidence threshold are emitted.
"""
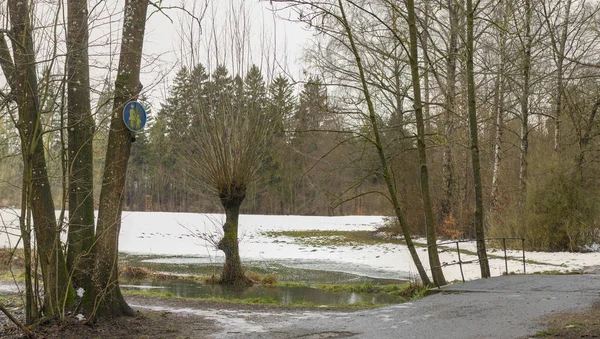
[129,304,268,334]
[121,284,166,290]
[582,243,600,252]
[0,210,595,282]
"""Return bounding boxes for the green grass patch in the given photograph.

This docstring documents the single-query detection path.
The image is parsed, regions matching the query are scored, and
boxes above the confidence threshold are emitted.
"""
[532,269,582,275]
[532,330,552,337]
[263,230,419,248]
[0,269,25,282]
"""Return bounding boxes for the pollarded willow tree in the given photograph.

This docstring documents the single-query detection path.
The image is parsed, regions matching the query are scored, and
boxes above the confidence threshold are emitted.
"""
[181,64,276,285]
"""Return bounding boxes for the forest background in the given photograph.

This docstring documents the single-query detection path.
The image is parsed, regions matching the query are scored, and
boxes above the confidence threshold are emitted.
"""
[1,0,600,254]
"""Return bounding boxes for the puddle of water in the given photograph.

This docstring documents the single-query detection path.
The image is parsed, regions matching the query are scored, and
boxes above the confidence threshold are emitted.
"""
[119,253,409,306]
[120,253,406,285]
[121,278,403,305]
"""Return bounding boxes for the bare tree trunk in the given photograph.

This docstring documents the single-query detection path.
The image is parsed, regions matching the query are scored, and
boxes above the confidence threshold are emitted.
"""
[218,188,252,285]
[90,0,149,319]
[421,0,431,132]
[489,73,504,212]
[337,0,431,285]
[553,0,571,153]
[6,0,74,316]
[466,0,490,278]
[490,3,509,213]
[0,33,38,324]
[577,99,600,174]
[19,167,37,324]
[66,0,95,289]
[440,0,459,223]
[518,0,532,210]
[406,0,446,287]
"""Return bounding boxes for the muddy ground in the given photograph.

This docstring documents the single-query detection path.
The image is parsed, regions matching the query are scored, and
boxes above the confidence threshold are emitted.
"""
[0,294,340,339]
[0,295,219,338]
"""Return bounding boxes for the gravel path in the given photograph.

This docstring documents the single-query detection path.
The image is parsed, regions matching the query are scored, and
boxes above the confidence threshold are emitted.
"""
[5,274,597,338]
[212,274,600,339]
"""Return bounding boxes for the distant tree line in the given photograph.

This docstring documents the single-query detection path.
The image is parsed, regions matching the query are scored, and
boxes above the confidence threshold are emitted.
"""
[117,64,392,216]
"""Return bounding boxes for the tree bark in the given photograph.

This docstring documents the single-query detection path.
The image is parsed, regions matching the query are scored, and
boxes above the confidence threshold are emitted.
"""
[66,0,95,290]
[518,0,532,210]
[90,0,149,319]
[490,2,509,213]
[440,0,459,223]
[0,32,38,324]
[18,176,37,324]
[406,0,446,287]
[466,0,490,278]
[549,0,571,153]
[7,0,74,316]
[217,188,252,285]
[489,71,505,212]
[337,0,431,285]
[421,0,431,132]
[577,98,600,174]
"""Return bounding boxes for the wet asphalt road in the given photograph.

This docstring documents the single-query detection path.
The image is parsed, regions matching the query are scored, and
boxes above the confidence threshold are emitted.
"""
[219,274,600,339]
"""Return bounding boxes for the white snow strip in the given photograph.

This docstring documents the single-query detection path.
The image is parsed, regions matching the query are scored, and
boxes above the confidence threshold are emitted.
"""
[0,209,594,282]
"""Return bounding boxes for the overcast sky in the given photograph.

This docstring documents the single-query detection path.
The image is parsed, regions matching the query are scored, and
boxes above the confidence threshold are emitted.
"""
[0,0,313,113]
[123,0,313,107]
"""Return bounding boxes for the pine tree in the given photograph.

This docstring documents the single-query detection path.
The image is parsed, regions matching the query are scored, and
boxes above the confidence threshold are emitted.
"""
[244,65,267,114]
[265,75,295,213]
[296,77,327,132]
[207,65,234,118]
[268,75,295,139]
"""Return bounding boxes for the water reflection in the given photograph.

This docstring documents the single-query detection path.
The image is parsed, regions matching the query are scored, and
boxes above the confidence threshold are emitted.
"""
[121,278,403,305]
[120,254,407,285]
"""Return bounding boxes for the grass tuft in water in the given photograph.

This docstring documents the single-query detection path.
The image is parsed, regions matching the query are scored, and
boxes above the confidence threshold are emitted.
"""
[245,271,279,285]
[119,265,155,279]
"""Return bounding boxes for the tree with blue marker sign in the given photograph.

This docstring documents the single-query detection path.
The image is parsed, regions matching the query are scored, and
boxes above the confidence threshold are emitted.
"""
[124,101,147,132]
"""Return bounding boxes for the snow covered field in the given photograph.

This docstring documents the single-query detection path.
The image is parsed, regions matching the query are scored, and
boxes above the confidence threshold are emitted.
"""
[1,209,597,283]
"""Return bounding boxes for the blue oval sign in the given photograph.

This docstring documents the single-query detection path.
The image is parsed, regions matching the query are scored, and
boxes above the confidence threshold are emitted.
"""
[123,101,147,132]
